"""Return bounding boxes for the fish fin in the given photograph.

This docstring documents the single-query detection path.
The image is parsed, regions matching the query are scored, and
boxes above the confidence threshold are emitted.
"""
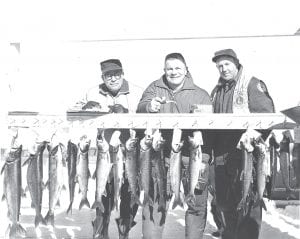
[0,164,6,175]
[92,171,96,180]
[35,214,46,227]
[78,188,81,194]
[9,223,26,238]
[62,184,67,191]
[1,194,5,201]
[44,211,55,226]
[91,200,105,213]
[261,199,267,211]
[130,194,141,207]
[31,201,35,208]
[131,220,137,228]
[79,197,90,210]
[22,157,31,166]
[66,201,73,214]
[21,188,26,198]
[172,196,184,210]
[88,169,91,178]
[103,188,107,197]
[45,181,49,190]
[56,199,61,207]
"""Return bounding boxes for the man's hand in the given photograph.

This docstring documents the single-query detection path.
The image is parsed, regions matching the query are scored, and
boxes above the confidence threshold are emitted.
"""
[82,101,101,110]
[148,96,166,113]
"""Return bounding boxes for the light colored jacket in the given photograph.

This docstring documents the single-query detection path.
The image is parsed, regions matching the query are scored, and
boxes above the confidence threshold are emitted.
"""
[72,79,143,113]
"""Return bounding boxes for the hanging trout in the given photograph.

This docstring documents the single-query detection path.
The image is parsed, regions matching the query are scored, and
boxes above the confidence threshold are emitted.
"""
[23,141,47,227]
[169,129,184,210]
[1,145,26,238]
[186,131,204,205]
[92,130,112,213]
[77,136,91,210]
[139,130,153,206]
[253,138,267,210]
[66,140,78,214]
[152,130,167,212]
[292,142,300,188]
[125,129,140,207]
[237,141,253,216]
[45,144,66,226]
[279,131,296,197]
[110,131,124,211]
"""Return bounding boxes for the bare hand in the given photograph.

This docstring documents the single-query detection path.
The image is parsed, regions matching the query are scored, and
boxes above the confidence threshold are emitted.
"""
[149,97,166,112]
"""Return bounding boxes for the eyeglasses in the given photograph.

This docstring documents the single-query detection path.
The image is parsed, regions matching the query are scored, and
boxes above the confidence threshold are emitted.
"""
[103,73,123,80]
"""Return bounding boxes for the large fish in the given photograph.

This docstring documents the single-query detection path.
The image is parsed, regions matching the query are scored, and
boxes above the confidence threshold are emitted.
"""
[66,140,78,214]
[111,132,124,211]
[1,145,26,238]
[152,130,167,212]
[237,141,253,216]
[76,136,91,210]
[185,132,204,205]
[125,129,140,207]
[92,130,112,213]
[45,143,66,226]
[253,138,267,210]
[139,131,153,206]
[279,132,296,197]
[169,137,184,210]
[292,143,300,188]
[23,141,47,227]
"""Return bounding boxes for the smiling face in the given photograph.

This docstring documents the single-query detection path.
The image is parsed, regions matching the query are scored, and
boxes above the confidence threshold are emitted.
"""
[102,70,124,94]
[215,56,239,81]
[164,58,187,90]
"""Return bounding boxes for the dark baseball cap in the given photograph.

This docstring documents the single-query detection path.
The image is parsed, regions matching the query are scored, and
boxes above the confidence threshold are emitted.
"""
[212,49,239,64]
[100,59,123,74]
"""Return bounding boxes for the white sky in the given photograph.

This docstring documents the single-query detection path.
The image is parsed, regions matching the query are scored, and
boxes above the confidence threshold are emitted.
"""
[0,0,300,113]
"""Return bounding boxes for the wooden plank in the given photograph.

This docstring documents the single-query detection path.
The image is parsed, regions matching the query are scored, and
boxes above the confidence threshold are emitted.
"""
[6,113,296,130]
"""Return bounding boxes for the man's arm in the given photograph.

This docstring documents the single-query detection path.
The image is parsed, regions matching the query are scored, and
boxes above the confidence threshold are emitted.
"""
[248,77,275,113]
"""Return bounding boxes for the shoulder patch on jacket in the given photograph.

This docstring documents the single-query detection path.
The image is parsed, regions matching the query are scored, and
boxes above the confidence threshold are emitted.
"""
[257,81,268,93]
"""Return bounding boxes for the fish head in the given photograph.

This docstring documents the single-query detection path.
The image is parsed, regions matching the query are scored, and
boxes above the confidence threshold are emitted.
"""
[96,138,109,152]
[125,137,138,151]
[92,215,104,239]
[79,136,91,153]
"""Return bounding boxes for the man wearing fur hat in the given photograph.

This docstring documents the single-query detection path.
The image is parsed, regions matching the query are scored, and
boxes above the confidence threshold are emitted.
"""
[211,49,275,239]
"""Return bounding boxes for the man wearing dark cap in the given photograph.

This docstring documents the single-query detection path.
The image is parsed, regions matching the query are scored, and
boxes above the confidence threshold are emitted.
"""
[211,49,275,239]
[137,53,213,239]
[71,59,142,239]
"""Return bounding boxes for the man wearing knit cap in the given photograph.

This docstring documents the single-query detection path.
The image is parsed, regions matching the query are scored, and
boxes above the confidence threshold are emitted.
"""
[71,58,142,239]
[137,53,213,239]
[211,49,275,239]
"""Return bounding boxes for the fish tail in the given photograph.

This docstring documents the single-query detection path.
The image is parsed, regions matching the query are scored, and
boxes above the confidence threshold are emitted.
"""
[236,199,247,216]
[44,211,55,226]
[79,197,90,210]
[172,195,184,210]
[130,194,141,207]
[66,201,73,214]
[92,200,105,213]
[157,198,166,213]
[35,213,46,227]
[9,223,26,238]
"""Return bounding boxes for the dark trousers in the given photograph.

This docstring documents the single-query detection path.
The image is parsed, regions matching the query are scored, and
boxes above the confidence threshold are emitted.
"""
[215,163,262,239]
[185,188,208,239]
[93,179,138,239]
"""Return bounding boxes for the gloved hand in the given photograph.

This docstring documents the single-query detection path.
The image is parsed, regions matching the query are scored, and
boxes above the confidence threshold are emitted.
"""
[108,104,129,113]
[82,101,101,110]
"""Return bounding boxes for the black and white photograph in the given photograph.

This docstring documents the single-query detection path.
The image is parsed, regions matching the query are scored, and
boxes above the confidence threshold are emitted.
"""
[0,1,299,238]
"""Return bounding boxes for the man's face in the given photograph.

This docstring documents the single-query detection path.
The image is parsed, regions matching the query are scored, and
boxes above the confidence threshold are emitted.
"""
[164,58,187,88]
[102,70,124,93]
[216,56,239,81]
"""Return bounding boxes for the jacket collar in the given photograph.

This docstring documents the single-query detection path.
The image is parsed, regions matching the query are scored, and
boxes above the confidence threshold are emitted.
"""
[99,79,129,96]
[155,72,196,91]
